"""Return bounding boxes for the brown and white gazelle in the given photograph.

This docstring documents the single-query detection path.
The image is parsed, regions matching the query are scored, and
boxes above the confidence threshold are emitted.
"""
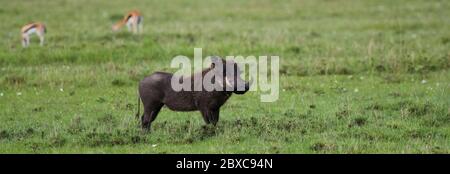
[112,10,143,34]
[21,22,46,47]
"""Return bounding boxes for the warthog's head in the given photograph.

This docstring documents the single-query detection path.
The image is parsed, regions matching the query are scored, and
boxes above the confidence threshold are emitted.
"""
[210,56,252,95]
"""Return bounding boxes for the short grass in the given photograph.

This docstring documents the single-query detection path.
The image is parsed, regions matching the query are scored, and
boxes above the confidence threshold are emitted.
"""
[0,0,449,153]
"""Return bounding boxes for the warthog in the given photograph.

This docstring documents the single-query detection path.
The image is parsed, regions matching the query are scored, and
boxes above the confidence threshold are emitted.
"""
[136,57,251,131]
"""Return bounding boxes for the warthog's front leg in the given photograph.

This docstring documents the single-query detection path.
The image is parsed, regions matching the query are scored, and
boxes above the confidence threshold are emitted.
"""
[200,109,220,126]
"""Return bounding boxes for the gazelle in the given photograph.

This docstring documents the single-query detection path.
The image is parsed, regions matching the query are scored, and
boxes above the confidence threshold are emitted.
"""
[112,10,143,34]
[21,22,46,47]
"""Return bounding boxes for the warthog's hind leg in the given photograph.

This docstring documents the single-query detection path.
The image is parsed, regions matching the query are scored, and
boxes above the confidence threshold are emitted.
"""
[141,103,163,131]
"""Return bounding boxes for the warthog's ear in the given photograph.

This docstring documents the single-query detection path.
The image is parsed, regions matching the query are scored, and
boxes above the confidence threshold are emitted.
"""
[210,56,222,68]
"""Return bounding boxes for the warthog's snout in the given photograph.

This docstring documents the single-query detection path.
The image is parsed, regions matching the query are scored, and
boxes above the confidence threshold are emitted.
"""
[233,80,251,94]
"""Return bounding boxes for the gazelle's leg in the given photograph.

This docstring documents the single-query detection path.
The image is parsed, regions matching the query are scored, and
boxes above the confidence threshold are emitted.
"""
[22,35,28,47]
[132,20,138,34]
[138,17,143,34]
[39,36,44,46]
[38,32,44,46]
[22,35,30,47]
[126,22,131,32]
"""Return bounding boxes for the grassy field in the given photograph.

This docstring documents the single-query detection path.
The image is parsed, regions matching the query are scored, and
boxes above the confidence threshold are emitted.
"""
[0,0,449,153]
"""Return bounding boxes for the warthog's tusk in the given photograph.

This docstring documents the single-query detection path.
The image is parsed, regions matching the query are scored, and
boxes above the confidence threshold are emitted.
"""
[225,76,233,88]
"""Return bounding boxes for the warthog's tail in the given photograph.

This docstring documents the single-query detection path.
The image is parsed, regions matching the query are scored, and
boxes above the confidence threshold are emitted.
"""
[135,89,141,119]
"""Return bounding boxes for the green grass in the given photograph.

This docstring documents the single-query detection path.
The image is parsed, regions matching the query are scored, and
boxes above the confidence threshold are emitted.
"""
[0,0,449,153]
